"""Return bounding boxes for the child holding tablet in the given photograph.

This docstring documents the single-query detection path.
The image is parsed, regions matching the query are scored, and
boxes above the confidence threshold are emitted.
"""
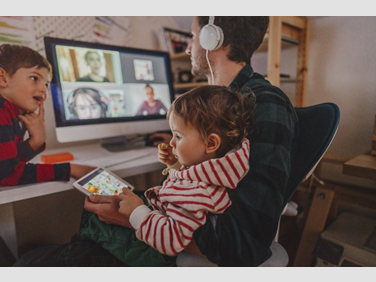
[118,85,255,256]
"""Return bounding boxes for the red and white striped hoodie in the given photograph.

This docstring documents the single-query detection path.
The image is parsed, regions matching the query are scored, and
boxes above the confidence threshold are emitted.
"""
[129,139,250,256]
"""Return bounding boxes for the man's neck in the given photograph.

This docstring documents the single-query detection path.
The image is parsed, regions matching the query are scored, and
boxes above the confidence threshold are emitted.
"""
[208,57,246,87]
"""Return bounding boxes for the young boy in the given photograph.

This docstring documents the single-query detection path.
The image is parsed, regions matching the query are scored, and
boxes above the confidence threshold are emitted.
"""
[118,85,255,256]
[0,44,93,186]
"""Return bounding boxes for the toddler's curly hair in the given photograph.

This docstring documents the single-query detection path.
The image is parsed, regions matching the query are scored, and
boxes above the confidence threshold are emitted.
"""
[168,85,255,157]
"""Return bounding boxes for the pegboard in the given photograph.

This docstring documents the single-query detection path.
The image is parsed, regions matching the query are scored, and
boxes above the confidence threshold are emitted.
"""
[33,17,95,53]
[0,16,130,56]
[33,16,131,55]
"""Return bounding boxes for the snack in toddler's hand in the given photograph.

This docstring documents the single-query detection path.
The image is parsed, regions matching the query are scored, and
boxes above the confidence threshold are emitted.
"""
[160,143,169,150]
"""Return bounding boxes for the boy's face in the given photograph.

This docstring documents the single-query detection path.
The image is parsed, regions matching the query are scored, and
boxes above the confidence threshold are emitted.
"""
[169,111,209,167]
[2,66,50,113]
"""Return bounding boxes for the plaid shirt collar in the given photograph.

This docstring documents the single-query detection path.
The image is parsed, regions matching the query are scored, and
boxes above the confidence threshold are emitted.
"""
[228,64,254,92]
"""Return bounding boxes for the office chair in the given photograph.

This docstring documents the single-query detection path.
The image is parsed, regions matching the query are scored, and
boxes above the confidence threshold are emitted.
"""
[176,103,340,267]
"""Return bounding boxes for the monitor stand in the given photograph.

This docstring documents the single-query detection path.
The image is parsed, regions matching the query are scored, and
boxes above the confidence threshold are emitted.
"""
[100,135,146,152]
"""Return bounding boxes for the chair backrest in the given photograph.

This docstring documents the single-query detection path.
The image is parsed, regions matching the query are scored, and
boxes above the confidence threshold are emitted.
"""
[283,103,340,207]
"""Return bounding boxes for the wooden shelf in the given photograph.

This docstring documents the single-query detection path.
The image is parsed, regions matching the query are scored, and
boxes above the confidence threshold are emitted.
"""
[343,153,376,181]
[174,82,207,89]
[257,34,299,53]
[266,16,310,107]
[265,77,299,84]
[170,52,190,60]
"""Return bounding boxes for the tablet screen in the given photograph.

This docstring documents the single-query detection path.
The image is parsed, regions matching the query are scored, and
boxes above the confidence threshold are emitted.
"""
[77,168,130,195]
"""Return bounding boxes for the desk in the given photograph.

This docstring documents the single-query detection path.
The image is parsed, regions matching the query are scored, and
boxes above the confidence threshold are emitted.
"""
[343,153,376,181]
[0,143,164,205]
[0,144,164,260]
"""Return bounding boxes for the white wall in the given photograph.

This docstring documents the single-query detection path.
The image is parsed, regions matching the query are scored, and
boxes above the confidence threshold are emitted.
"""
[127,16,180,50]
[306,17,376,189]
[252,17,376,189]
[307,16,376,159]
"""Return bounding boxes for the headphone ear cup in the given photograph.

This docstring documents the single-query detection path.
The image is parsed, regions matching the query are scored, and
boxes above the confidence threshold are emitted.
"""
[199,24,224,51]
[216,27,224,50]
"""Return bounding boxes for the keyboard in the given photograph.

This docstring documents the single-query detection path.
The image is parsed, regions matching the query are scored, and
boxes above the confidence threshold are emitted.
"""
[87,150,151,168]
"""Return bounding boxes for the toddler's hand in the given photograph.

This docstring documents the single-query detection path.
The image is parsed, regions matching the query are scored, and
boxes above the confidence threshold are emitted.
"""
[19,103,46,151]
[158,143,178,167]
[118,188,144,218]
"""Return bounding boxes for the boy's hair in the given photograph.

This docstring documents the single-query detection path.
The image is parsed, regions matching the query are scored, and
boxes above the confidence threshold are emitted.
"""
[168,85,255,157]
[197,16,269,64]
[0,44,52,77]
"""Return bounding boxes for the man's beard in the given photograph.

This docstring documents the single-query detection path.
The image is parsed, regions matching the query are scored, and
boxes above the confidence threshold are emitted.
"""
[191,50,209,77]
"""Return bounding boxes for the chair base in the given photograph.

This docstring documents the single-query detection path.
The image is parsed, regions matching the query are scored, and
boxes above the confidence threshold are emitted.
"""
[259,241,289,267]
[176,240,289,267]
[176,252,218,267]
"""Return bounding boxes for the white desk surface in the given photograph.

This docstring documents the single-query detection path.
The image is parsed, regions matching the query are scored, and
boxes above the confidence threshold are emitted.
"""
[0,143,164,205]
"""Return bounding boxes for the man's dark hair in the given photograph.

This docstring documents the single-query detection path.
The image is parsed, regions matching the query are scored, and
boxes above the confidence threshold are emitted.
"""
[0,44,52,77]
[197,16,269,64]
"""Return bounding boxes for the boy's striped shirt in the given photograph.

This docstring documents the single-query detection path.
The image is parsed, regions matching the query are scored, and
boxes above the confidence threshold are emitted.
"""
[0,97,70,186]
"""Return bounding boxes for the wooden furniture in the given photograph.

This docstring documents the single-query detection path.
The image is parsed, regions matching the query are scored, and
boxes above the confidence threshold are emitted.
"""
[0,145,163,205]
[292,181,376,267]
[343,153,376,181]
[372,115,376,155]
[293,152,376,267]
[170,16,310,107]
[267,16,310,107]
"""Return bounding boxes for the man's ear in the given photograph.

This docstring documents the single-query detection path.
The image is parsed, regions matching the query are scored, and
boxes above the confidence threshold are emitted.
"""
[206,133,221,154]
[0,68,8,88]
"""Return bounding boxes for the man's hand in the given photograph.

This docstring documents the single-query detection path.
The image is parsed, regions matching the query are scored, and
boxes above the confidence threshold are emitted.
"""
[84,194,132,228]
[118,188,144,218]
[19,103,46,151]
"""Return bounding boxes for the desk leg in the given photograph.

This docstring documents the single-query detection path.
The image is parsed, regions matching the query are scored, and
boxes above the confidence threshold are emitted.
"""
[0,203,18,260]
[293,186,335,267]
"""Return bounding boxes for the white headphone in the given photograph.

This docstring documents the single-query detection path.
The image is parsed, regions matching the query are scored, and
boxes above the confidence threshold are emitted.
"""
[199,16,224,51]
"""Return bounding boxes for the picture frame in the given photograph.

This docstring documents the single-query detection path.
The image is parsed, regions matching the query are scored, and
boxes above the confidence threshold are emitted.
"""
[159,27,192,55]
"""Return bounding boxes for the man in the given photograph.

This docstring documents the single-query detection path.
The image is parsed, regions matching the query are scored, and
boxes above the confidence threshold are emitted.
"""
[185,16,298,266]
[15,16,297,267]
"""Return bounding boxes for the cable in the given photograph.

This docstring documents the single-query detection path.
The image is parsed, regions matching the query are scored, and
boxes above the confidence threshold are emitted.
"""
[206,49,214,85]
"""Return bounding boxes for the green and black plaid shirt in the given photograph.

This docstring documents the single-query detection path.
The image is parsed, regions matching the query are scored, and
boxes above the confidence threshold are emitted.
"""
[194,64,299,266]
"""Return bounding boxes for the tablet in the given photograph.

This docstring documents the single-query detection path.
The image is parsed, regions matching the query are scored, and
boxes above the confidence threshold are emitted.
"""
[73,167,134,196]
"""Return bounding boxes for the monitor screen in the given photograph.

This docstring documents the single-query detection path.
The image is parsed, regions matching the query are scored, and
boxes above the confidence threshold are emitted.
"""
[44,37,174,144]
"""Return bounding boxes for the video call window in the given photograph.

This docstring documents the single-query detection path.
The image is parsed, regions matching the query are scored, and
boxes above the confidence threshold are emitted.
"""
[53,45,172,122]
[56,46,122,84]
[133,59,154,81]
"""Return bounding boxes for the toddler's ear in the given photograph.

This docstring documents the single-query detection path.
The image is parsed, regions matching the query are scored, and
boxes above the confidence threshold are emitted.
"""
[0,68,8,88]
[206,133,221,154]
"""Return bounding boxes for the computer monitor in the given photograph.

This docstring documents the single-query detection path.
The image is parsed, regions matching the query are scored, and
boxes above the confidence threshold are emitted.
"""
[44,37,174,150]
